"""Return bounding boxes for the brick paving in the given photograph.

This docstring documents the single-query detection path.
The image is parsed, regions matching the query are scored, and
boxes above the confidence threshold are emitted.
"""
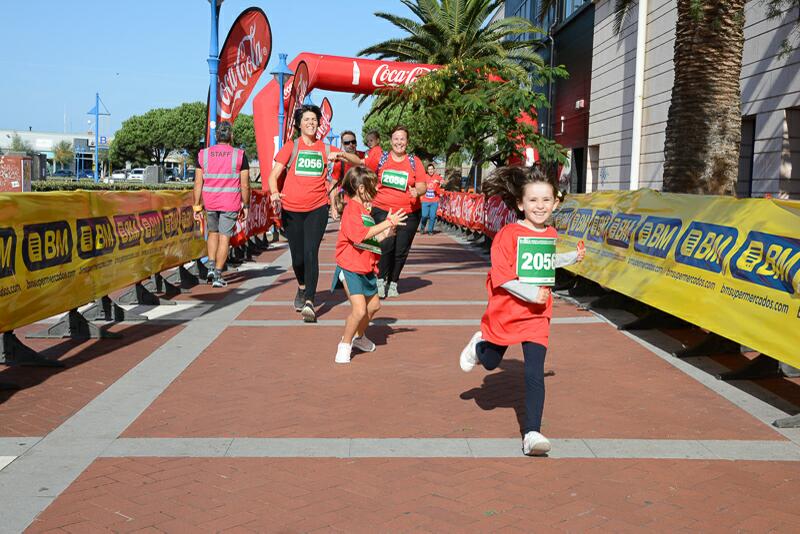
[4,229,800,532]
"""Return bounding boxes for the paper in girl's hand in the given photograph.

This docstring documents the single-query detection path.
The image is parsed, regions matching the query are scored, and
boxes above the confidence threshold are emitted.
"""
[576,240,586,262]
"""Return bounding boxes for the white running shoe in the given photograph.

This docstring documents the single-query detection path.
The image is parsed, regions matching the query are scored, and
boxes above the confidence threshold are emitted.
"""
[352,335,376,352]
[387,281,399,298]
[459,331,482,372]
[377,278,386,299]
[522,431,551,456]
[335,342,352,364]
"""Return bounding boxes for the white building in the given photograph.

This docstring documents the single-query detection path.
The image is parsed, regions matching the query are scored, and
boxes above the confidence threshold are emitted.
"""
[0,129,104,174]
[586,0,800,197]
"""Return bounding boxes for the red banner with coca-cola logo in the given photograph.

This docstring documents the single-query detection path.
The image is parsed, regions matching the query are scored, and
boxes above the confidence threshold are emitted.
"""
[438,191,516,238]
[283,61,309,143]
[316,97,333,141]
[217,8,272,124]
[230,190,274,247]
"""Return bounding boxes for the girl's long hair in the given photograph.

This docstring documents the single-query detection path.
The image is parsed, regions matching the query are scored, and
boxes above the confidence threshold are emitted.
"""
[482,164,558,218]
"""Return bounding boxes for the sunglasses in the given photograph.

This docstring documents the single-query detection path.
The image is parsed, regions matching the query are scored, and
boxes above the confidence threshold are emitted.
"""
[342,139,357,145]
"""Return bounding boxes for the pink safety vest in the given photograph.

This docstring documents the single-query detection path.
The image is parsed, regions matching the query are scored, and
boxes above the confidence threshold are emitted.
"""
[201,144,244,212]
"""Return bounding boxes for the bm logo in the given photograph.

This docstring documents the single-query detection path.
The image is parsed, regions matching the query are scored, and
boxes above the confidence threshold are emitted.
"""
[633,216,682,259]
[568,209,593,238]
[22,221,73,271]
[606,213,642,250]
[0,228,16,278]
[675,222,738,274]
[77,217,116,260]
[730,231,800,294]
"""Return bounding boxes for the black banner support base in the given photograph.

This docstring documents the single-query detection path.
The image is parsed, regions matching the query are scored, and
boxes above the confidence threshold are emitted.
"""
[154,273,186,298]
[717,354,782,381]
[773,413,800,428]
[617,309,689,331]
[83,296,148,323]
[673,332,741,359]
[1,331,64,367]
[27,309,122,340]
[117,282,176,306]
[567,277,605,298]
[165,265,198,291]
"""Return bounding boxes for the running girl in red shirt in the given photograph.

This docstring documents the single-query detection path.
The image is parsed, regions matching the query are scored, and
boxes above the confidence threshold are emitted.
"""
[333,167,407,364]
[459,165,584,456]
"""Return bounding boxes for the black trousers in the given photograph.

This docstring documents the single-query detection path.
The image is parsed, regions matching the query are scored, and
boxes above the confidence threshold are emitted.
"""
[477,340,547,434]
[281,205,328,303]
[371,207,421,283]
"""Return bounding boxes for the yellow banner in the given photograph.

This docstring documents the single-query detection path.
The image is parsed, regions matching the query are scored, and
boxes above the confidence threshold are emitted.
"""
[554,190,800,368]
[0,191,206,332]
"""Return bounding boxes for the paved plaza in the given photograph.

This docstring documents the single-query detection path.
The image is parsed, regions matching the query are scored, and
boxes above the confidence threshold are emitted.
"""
[2,225,800,532]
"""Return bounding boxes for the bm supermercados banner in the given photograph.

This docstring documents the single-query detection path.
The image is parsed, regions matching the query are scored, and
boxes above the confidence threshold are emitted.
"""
[0,191,206,332]
[554,190,800,368]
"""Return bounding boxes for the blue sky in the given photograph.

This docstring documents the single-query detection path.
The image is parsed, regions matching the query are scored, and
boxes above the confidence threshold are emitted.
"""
[0,0,407,148]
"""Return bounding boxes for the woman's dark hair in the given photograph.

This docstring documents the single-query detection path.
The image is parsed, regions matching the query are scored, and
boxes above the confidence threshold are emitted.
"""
[482,164,557,219]
[216,121,233,143]
[293,104,322,134]
[342,166,379,200]
[390,125,409,138]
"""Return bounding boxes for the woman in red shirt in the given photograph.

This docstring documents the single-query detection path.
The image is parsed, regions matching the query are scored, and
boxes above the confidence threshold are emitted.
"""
[419,163,442,235]
[458,165,584,456]
[333,167,407,364]
[267,104,340,323]
[333,126,427,298]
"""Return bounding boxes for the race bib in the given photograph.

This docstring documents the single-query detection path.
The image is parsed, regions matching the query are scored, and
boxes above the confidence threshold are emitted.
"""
[354,214,382,255]
[294,150,325,177]
[381,170,409,191]
[425,189,436,199]
[516,236,556,284]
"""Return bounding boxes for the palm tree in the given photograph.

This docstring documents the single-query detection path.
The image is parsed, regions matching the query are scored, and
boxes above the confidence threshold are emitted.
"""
[538,0,749,194]
[359,0,545,73]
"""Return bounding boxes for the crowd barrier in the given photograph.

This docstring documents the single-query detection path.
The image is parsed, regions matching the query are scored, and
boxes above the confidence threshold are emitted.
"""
[0,190,276,367]
[438,190,800,370]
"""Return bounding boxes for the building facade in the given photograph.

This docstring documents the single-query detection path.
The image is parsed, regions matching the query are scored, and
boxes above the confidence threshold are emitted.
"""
[587,0,800,197]
[0,129,99,174]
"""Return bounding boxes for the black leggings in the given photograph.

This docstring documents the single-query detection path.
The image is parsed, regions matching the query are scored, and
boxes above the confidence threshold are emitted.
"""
[477,340,547,434]
[282,205,328,303]
[371,207,421,283]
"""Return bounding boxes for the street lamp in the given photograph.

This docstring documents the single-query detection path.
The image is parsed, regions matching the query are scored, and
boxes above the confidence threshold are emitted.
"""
[207,0,224,147]
[270,53,293,150]
[326,132,338,148]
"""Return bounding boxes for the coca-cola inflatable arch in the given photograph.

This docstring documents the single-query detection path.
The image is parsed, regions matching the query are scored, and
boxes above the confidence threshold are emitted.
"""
[253,53,438,178]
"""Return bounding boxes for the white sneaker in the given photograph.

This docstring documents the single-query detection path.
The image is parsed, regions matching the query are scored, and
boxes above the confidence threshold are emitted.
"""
[387,282,399,298]
[352,335,376,352]
[377,278,386,299]
[522,431,551,456]
[335,342,352,364]
[459,331,482,372]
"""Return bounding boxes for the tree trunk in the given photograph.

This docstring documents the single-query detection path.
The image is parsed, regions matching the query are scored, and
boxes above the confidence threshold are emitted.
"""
[662,0,745,194]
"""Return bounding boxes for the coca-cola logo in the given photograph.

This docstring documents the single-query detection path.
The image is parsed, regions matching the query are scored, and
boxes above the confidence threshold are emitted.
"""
[371,64,434,88]
[219,23,269,120]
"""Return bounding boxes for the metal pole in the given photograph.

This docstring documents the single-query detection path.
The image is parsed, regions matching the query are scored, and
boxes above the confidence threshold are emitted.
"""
[94,92,99,182]
[277,54,288,150]
[207,0,220,147]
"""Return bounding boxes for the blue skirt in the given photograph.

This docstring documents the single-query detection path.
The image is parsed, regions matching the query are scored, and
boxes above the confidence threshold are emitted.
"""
[331,266,378,296]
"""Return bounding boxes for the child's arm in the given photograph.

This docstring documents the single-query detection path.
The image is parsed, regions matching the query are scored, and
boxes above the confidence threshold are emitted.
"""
[501,281,550,304]
[363,209,407,240]
[555,241,586,268]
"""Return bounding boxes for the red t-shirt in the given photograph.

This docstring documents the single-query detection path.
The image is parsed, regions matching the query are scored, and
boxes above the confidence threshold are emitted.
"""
[480,222,557,347]
[335,199,381,275]
[421,174,442,203]
[364,150,426,213]
[275,139,340,212]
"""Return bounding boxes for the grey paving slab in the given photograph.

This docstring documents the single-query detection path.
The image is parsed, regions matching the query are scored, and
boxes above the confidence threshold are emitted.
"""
[231,317,600,328]
[0,252,292,533]
[250,300,488,306]
[0,437,41,457]
[227,438,351,458]
[104,438,233,457]
[349,438,473,457]
[585,439,718,460]
[700,440,800,461]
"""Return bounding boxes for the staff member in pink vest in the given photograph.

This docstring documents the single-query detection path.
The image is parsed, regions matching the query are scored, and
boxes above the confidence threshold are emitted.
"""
[267,104,341,322]
[193,121,250,288]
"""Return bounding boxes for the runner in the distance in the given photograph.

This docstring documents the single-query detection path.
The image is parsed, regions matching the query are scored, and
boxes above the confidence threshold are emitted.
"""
[266,104,340,323]
[419,163,442,235]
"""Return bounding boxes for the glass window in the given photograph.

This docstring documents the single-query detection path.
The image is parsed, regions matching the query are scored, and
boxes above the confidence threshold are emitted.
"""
[564,0,588,19]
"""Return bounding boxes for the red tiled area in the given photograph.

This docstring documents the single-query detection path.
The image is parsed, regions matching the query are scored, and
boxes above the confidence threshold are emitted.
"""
[27,457,800,533]
[123,322,781,440]
[0,324,183,436]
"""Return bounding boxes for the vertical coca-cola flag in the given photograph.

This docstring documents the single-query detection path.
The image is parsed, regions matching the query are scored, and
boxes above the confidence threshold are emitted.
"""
[283,61,309,143]
[217,7,272,124]
[316,98,333,141]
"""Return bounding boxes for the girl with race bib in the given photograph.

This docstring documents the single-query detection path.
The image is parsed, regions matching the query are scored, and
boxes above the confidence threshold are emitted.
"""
[267,104,340,323]
[459,165,584,456]
[332,126,426,298]
[332,167,407,364]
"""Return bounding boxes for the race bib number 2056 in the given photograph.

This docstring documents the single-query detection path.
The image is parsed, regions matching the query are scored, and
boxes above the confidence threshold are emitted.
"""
[516,236,556,284]
[294,150,325,176]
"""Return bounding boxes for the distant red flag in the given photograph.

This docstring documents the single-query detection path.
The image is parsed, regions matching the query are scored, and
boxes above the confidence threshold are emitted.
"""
[283,61,309,143]
[316,97,333,140]
[217,7,272,124]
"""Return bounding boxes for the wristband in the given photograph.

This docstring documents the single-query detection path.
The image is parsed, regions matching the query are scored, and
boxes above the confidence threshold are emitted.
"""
[242,203,250,209]
[192,205,204,213]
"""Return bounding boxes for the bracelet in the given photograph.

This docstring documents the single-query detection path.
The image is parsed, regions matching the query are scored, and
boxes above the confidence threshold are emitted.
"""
[192,205,204,212]
[242,203,250,209]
